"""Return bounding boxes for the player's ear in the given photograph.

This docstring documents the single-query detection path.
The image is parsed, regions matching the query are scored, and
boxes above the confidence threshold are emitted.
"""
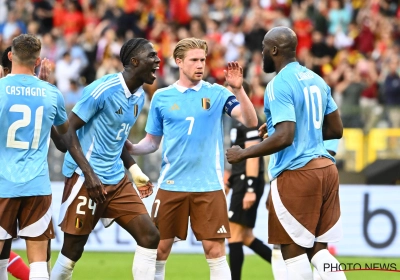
[7,51,12,61]
[176,57,182,68]
[130,57,139,67]
[35,57,41,67]
[272,46,278,56]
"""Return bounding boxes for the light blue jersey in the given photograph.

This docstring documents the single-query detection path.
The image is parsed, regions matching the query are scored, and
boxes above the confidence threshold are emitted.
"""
[264,62,337,180]
[146,81,234,192]
[63,73,145,184]
[324,139,339,155]
[0,74,67,198]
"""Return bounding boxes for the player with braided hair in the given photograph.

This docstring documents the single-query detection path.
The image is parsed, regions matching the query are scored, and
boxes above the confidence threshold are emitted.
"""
[51,38,161,280]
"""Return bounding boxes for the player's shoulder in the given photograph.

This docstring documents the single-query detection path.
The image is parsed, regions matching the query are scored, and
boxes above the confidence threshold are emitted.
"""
[268,73,289,93]
[85,73,122,99]
[154,84,176,95]
[152,84,177,102]
[201,81,226,92]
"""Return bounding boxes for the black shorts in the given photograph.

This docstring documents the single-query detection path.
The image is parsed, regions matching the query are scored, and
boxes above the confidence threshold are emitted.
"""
[228,173,265,228]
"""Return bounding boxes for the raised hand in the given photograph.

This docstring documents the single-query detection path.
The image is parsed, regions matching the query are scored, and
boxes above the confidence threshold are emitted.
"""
[38,58,51,82]
[224,61,243,90]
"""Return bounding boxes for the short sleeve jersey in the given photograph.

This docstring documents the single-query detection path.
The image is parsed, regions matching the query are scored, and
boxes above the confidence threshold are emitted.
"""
[146,81,234,192]
[62,73,145,184]
[229,117,264,176]
[324,139,339,155]
[0,74,67,198]
[264,62,337,180]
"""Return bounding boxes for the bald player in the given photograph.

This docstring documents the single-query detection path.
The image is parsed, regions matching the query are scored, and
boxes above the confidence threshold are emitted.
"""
[226,27,346,280]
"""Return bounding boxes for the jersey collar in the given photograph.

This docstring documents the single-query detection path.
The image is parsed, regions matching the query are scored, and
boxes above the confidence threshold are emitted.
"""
[118,72,144,98]
[174,80,203,93]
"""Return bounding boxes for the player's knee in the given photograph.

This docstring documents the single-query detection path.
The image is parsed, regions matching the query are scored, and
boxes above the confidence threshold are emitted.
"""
[157,244,170,260]
[61,234,88,262]
[137,227,160,249]
[204,245,225,259]
[242,231,255,246]
[61,243,85,262]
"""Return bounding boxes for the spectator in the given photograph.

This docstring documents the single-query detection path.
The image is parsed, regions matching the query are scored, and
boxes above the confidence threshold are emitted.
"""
[32,0,53,34]
[333,64,364,128]
[61,0,85,36]
[383,57,400,127]
[0,10,27,45]
[64,79,83,109]
[96,54,121,79]
[54,51,81,94]
[328,0,351,35]
[221,22,245,62]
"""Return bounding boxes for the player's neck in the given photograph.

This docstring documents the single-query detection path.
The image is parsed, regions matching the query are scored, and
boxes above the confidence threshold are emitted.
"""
[275,58,297,74]
[10,64,35,75]
[121,71,142,93]
[176,78,201,89]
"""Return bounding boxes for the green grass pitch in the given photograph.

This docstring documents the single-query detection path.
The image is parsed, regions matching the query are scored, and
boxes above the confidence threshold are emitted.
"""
[9,251,400,279]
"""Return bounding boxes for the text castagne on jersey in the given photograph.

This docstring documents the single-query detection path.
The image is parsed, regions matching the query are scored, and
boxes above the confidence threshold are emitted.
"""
[6,86,47,97]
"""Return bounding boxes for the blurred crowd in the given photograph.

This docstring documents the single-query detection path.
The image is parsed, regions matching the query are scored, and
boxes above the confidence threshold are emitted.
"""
[1,0,400,179]
[1,0,400,131]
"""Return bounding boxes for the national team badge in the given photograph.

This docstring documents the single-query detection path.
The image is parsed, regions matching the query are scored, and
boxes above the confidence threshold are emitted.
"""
[75,217,83,229]
[134,104,138,117]
[201,98,210,110]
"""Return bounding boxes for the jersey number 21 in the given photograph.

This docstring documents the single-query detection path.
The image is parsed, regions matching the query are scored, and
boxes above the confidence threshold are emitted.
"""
[7,104,44,149]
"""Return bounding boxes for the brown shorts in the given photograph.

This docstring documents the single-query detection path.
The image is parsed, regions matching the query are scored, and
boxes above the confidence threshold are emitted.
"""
[0,195,54,240]
[151,189,230,241]
[267,158,342,248]
[58,173,148,235]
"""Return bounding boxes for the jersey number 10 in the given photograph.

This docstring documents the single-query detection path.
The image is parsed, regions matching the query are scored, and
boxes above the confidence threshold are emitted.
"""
[303,85,322,130]
[7,104,44,150]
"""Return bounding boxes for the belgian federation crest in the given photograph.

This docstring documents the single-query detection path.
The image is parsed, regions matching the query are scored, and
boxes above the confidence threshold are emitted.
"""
[201,98,211,110]
[75,217,83,229]
[134,104,139,117]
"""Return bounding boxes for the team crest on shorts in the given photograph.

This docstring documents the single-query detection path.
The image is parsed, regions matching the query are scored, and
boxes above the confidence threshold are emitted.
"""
[134,104,139,117]
[201,98,210,110]
[75,217,83,229]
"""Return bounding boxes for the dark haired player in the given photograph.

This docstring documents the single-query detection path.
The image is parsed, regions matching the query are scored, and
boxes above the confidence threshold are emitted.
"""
[51,38,161,280]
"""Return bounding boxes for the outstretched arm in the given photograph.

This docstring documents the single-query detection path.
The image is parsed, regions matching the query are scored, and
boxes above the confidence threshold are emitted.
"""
[224,62,258,128]
[124,133,162,155]
[226,121,295,164]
